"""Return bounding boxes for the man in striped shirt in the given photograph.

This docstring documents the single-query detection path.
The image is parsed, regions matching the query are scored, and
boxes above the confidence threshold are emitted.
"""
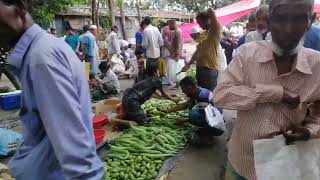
[214,0,320,179]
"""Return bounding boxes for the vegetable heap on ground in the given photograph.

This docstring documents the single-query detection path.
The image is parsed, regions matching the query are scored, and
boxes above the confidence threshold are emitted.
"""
[104,99,192,180]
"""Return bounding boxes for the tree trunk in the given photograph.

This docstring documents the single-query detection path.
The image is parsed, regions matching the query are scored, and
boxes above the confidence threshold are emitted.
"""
[108,0,116,26]
[136,1,142,22]
[119,2,128,40]
[92,0,97,24]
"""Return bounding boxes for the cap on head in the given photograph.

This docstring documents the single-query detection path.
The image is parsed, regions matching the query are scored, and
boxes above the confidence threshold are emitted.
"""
[190,26,202,34]
[90,25,97,30]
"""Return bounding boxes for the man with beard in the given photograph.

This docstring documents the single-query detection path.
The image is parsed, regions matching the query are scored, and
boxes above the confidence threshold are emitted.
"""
[214,0,320,179]
[0,0,104,179]
[245,5,270,43]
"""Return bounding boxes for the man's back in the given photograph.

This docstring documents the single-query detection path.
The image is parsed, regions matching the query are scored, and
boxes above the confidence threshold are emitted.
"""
[82,31,96,57]
[107,31,120,54]
[8,24,103,180]
[142,25,164,58]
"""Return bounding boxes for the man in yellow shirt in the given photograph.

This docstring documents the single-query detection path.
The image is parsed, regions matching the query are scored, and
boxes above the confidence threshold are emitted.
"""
[182,8,221,91]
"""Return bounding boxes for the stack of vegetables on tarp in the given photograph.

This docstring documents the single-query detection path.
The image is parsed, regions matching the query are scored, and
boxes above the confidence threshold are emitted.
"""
[103,98,193,180]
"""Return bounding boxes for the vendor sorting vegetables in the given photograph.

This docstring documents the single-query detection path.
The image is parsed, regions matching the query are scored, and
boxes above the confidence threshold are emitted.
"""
[119,76,180,125]
[163,76,224,143]
[90,61,120,101]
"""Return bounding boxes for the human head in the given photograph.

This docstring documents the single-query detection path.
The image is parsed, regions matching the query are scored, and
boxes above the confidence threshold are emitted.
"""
[179,76,198,98]
[140,21,146,30]
[143,16,152,26]
[167,20,176,30]
[90,25,97,36]
[247,13,256,32]
[0,0,34,48]
[135,51,143,59]
[50,27,56,35]
[99,61,110,73]
[190,26,202,41]
[255,5,269,33]
[111,25,119,33]
[196,11,210,30]
[83,24,90,32]
[269,0,315,53]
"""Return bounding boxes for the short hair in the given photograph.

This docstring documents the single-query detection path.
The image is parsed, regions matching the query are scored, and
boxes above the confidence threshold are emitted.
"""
[196,11,209,20]
[111,25,119,31]
[143,16,152,26]
[179,76,197,87]
[83,25,90,32]
[99,61,110,72]
[248,12,256,23]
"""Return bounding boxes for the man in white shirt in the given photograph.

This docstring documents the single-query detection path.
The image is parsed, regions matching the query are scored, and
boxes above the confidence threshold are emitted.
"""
[106,25,121,61]
[245,5,270,43]
[142,17,164,77]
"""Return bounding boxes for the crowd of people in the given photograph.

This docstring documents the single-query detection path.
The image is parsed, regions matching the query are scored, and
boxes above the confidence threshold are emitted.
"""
[1,0,320,179]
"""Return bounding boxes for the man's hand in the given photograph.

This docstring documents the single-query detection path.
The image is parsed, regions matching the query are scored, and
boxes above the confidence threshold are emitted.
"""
[208,7,215,16]
[282,90,300,109]
[283,127,311,145]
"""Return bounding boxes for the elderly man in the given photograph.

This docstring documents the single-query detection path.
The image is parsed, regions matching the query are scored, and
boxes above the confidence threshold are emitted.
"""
[0,0,104,179]
[245,5,270,43]
[182,8,221,91]
[214,0,320,180]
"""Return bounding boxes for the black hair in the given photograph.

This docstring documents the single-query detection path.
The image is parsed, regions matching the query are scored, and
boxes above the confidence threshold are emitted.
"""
[83,25,90,32]
[179,76,197,87]
[99,61,110,72]
[135,51,143,57]
[196,12,209,20]
[143,16,152,26]
[248,12,256,23]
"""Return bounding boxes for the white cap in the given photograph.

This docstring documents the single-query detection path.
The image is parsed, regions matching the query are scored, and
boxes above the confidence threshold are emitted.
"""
[90,25,97,30]
[190,26,202,34]
[119,40,129,48]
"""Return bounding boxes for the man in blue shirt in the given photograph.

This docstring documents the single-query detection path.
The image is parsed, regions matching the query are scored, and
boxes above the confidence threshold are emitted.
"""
[65,28,79,51]
[0,1,104,179]
[304,25,320,51]
[135,22,146,54]
[80,25,97,74]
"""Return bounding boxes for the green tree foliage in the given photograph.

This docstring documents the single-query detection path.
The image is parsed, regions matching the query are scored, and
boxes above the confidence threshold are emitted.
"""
[29,0,86,25]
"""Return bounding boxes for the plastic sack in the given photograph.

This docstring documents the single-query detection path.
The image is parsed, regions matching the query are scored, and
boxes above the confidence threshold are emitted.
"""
[254,136,320,180]
[167,59,186,83]
[204,103,225,132]
[0,128,22,156]
[111,54,126,74]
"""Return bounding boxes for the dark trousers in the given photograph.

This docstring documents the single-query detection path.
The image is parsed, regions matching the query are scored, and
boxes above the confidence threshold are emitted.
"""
[196,66,218,91]
[146,58,159,77]
[122,88,148,124]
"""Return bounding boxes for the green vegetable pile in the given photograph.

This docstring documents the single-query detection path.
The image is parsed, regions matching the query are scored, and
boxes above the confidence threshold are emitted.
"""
[186,67,196,80]
[142,99,189,128]
[104,99,192,180]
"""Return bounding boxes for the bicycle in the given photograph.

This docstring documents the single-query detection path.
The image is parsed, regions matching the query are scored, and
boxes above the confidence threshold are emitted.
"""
[0,47,21,90]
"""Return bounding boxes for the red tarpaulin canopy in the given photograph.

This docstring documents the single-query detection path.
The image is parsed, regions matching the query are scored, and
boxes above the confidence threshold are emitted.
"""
[178,0,261,42]
[315,0,320,14]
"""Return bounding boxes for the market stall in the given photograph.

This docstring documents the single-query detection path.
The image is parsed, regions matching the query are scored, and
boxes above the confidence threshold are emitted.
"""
[96,98,194,180]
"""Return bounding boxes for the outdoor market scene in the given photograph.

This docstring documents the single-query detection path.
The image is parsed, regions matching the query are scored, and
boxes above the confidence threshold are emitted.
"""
[1,0,320,179]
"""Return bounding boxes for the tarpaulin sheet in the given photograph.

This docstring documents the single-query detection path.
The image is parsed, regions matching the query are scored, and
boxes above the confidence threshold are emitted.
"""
[179,0,261,42]
[315,0,320,14]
